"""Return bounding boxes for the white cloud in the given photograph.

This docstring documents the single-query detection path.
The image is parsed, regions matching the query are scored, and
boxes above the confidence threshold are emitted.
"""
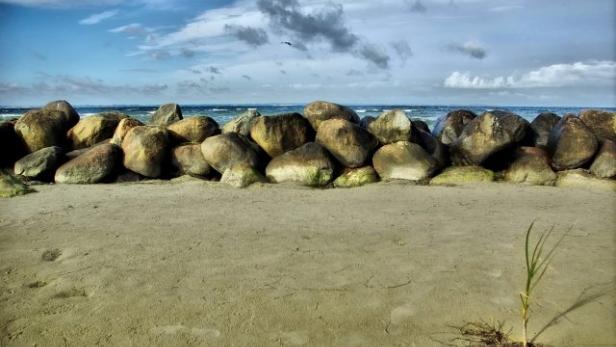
[444,60,616,89]
[79,10,118,25]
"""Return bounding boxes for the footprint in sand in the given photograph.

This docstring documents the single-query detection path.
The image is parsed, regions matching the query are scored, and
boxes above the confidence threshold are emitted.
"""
[390,304,416,325]
[54,287,88,299]
[41,248,62,261]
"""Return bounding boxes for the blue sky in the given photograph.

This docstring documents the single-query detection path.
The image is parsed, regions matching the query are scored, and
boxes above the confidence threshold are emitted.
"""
[0,0,614,106]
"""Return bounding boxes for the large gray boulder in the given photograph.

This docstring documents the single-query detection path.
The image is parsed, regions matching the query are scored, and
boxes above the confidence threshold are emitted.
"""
[304,101,360,131]
[42,100,80,124]
[450,110,529,165]
[150,103,183,126]
[249,113,313,157]
[167,116,219,144]
[110,118,144,145]
[316,119,378,168]
[367,109,413,144]
[372,141,438,181]
[201,133,260,174]
[590,140,616,178]
[121,126,170,178]
[578,109,616,143]
[547,114,598,170]
[431,109,476,145]
[55,143,121,184]
[67,113,126,149]
[14,146,64,180]
[265,142,335,186]
[171,144,211,177]
[14,108,79,152]
[504,147,557,185]
[222,109,261,136]
[529,112,561,147]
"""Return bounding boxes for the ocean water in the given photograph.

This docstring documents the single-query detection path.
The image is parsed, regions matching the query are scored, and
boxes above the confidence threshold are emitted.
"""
[1,104,613,130]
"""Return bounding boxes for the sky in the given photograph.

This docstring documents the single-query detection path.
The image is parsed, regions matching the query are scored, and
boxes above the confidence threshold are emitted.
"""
[0,0,614,107]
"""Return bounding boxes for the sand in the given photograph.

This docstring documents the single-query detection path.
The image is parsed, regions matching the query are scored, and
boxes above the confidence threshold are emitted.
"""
[0,179,614,346]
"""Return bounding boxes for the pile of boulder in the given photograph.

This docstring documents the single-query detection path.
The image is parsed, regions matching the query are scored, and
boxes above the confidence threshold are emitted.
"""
[1,100,614,196]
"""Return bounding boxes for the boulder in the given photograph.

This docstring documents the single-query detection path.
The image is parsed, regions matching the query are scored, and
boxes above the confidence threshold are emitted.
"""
[54,143,121,184]
[555,169,616,192]
[316,119,378,168]
[201,133,260,174]
[265,142,335,186]
[413,125,449,168]
[430,166,494,186]
[167,116,219,144]
[13,146,64,180]
[150,103,182,126]
[249,113,313,157]
[503,147,557,185]
[333,166,379,188]
[121,126,170,178]
[359,116,375,129]
[14,109,78,152]
[0,174,33,198]
[222,109,261,136]
[411,119,430,133]
[529,112,561,147]
[450,110,529,165]
[0,120,26,168]
[590,140,616,178]
[111,118,144,145]
[171,144,211,177]
[367,109,413,144]
[41,100,80,125]
[547,115,598,170]
[372,141,438,181]
[432,109,477,145]
[220,163,266,188]
[67,114,126,149]
[304,101,360,131]
[579,109,616,143]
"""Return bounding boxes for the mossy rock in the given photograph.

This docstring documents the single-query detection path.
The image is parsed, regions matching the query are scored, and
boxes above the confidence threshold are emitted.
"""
[333,166,379,188]
[0,174,34,198]
[220,163,266,188]
[430,166,495,186]
[555,169,616,192]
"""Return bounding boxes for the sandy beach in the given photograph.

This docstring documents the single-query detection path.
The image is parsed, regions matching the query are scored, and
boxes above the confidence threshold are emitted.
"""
[0,180,614,346]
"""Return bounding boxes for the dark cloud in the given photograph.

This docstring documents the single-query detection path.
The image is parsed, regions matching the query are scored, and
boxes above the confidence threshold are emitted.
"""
[207,66,221,74]
[447,42,487,59]
[224,24,269,47]
[406,0,427,13]
[258,0,390,69]
[390,40,413,63]
[181,48,195,58]
[178,80,208,94]
[280,69,287,74]
[357,44,389,69]
[241,75,252,80]
[257,0,358,51]
[191,69,202,74]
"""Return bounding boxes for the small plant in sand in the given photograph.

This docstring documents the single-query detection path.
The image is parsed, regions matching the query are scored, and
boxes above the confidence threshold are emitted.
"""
[519,222,568,347]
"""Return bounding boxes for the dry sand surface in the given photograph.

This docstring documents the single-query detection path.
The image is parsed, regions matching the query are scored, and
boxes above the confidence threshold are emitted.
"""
[1,179,615,347]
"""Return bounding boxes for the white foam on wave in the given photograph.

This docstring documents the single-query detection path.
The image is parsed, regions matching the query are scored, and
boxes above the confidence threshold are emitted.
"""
[404,109,413,112]
[210,108,228,112]
[0,113,22,118]
[355,109,367,113]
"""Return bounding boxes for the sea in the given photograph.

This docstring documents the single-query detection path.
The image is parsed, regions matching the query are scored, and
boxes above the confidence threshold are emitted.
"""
[1,104,614,130]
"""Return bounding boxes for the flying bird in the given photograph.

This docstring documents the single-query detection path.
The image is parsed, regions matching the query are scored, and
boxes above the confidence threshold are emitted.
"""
[281,41,293,46]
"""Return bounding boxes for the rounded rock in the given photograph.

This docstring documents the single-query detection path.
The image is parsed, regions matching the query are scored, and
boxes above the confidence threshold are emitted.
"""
[265,142,335,187]
[54,143,121,184]
[504,147,557,185]
[171,144,211,177]
[121,126,170,178]
[304,101,360,131]
[372,141,438,181]
[316,119,378,168]
[201,133,260,174]
[432,109,477,145]
[547,114,598,170]
[249,113,313,158]
[167,116,219,144]
[367,109,413,144]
